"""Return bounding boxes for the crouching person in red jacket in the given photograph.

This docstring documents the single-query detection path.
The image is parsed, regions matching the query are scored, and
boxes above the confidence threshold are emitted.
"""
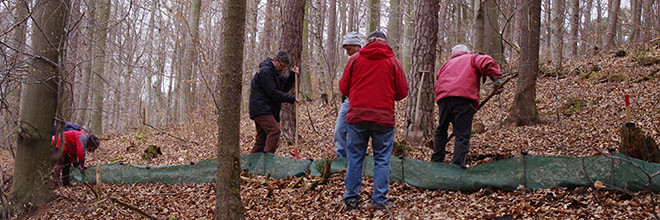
[52,130,100,187]
[432,44,502,167]
[339,31,409,210]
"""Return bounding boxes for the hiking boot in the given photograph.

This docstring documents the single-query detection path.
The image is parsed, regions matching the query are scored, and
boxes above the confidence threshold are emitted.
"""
[344,197,359,211]
[371,200,394,210]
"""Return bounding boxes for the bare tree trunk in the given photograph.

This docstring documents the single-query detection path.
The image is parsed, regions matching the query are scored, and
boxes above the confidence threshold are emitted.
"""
[484,0,504,64]
[179,0,202,121]
[630,0,641,42]
[90,0,111,134]
[4,0,29,140]
[402,0,415,75]
[62,0,82,122]
[302,1,314,100]
[513,0,524,64]
[387,0,402,56]
[473,0,485,52]
[368,0,381,32]
[215,0,246,219]
[602,0,621,51]
[505,0,541,126]
[278,0,306,142]
[642,0,655,41]
[348,0,356,31]
[404,0,438,145]
[261,0,274,55]
[596,0,603,49]
[551,0,564,67]
[10,0,69,214]
[326,0,338,101]
[569,0,579,57]
[79,0,96,125]
[584,0,593,51]
[543,0,551,56]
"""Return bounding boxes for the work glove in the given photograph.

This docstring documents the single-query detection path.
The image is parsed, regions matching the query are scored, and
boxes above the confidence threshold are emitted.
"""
[492,78,503,94]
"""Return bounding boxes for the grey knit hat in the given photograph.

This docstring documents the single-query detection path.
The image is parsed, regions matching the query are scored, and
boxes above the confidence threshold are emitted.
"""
[366,31,387,41]
[342,32,362,46]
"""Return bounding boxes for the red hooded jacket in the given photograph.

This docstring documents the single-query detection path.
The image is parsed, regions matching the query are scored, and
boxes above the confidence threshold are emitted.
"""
[339,40,409,127]
[52,130,87,164]
[434,51,502,106]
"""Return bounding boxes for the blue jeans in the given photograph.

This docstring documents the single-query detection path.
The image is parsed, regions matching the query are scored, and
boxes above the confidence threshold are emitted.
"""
[333,99,350,158]
[343,123,394,205]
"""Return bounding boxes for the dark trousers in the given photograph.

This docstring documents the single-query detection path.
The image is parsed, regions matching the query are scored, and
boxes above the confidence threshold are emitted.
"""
[250,114,281,154]
[431,97,475,167]
[52,148,72,186]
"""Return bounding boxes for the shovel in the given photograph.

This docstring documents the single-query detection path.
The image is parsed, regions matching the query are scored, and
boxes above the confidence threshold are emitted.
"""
[406,71,427,145]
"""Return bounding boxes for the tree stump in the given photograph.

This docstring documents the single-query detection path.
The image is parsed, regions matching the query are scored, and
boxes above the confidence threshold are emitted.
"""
[141,145,162,161]
[620,124,660,163]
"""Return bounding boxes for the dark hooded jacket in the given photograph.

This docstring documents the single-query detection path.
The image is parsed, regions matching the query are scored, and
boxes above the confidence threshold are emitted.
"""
[249,58,296,122]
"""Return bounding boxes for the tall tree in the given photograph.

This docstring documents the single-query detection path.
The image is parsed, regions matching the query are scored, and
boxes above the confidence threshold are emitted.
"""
[215,0,246,218]
[473,0,485,52]
[602,0,621,50]
[569,0,579,57]
[325,0,338,100]
[9,0,69,214]
[368,0,380,32]
[551,0,564,67]
[5,0,29,137]
[505,0,542,126]
[278,0,306,141]
[179,0,202,121]
[90,0,110,134]
[630,0,641,42]
[348,0,356,31]
[642,0,655,41]
[387,0,402,56]
[78,0,96,125]
[302,1,314,100]
[261,0,274,55]
[484,0,504,64]
[404,0,439,145]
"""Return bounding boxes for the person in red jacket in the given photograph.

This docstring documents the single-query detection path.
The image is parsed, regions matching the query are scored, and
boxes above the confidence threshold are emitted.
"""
[52,130,100,186]
[432,44,502,167]
[339,31,409,210]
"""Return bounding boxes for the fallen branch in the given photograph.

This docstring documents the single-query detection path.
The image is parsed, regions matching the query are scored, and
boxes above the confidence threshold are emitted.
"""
[143,122,200,146]
[305,104,322,136]
[109,197,157,220]
[580,157,634,196]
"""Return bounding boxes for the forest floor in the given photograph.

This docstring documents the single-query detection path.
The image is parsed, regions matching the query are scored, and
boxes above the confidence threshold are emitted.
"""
[2,46,660,219]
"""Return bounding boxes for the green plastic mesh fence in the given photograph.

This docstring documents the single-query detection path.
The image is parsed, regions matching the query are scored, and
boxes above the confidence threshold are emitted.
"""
[72,152,660,192]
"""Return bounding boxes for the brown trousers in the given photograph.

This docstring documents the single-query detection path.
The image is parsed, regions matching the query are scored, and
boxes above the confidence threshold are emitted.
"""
[250,114,281,154]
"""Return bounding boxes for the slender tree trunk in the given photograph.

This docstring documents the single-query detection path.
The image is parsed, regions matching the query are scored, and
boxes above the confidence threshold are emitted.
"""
[402,0,415,75]
[602,0,620,51]
[551,0,564,67]
[630,0,641,42]
[513,0,524,64]
[302,1,314,100]
[178,0,202,121]
[505,0,541,126]
[473,0,485,52]
[404,0,438,145]
[387,0,402,56]
[484,0,504,64]
[584,0,593,51]
[326,0,338,101]
[261,0,274,55]
[5,0,29,138]
[10,0,69,214]
[569,0,579,57]
[215,0,246,219]
[90,0,110,134]
[79,0,96,125]
[348,0,356,31]
[642,0,655,41]
[278,0,306,142]
[596,0,603,49]
[368,0,380,32]
[543,0,551,56]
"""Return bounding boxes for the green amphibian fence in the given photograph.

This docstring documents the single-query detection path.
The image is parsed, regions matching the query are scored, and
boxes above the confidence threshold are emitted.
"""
[72,152,660,192]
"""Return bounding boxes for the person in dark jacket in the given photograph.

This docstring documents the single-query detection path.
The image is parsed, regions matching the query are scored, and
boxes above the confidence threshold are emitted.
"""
[52,130,100,187]
[339,31,409,210]
[248,51,299,154]
[432,44,502,167]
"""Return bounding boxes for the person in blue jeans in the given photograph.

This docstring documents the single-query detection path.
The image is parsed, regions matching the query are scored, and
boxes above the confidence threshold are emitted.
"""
[338,31,409,210]
[333,32,362,158]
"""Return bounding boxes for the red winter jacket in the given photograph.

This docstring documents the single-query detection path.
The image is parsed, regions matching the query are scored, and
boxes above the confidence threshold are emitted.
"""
[434,51,502,106]
[339,40,409,127]
[52,130,87,164]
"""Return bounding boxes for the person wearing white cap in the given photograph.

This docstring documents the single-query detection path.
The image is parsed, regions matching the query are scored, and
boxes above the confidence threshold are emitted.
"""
[334,32,362,158]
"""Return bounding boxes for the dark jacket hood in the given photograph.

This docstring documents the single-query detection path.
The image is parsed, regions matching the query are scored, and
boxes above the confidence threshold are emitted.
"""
[259,58,276,72]
[359,40,395,60]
